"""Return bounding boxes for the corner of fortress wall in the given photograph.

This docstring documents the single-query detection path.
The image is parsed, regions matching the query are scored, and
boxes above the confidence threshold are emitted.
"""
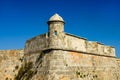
[21,14,120,80]
[0,49,24,80]
[25,32,116,57]
[24,33,120,80]
[23,33,120,80]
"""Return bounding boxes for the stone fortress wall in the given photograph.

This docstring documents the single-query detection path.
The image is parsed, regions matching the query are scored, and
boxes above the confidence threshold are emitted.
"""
[25,32,115,57]
[0,50,24,80]
[25,33,49,53]
[23,14,119,80]
[0,14,120,80]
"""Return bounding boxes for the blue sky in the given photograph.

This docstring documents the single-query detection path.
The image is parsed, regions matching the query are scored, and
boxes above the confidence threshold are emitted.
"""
[0,0,120,57]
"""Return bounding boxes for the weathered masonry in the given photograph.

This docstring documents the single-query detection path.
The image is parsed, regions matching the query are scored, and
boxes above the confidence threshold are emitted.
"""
[0,14,120,80]
[23,14,120,80]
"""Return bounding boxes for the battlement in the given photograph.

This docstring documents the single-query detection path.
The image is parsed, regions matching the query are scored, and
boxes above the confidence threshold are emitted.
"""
[25,32,116,57]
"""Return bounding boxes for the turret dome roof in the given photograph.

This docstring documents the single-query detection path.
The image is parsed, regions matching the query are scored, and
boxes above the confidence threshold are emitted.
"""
[49,13,64,22]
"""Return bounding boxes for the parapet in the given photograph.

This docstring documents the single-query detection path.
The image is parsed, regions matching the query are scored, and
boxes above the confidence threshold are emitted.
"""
[25,32,116,57]
[86,41,115,57]
[25,33,49,53]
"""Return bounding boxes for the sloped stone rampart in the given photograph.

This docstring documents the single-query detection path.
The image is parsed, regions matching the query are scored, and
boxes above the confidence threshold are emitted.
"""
[23,50,120,80]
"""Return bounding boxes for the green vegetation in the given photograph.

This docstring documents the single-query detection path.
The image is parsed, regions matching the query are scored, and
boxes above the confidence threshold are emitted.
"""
[5,77,8,80]
[15,51,45,80]
[76,71,80,75]
[76,71,85,78]
[14,62,34,80]
[15,65,19,70]
[19,57,23,62]
[76,71,98,79]
[93,74,98,78]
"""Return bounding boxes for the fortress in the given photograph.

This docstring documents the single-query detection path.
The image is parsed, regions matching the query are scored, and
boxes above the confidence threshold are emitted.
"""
[0,14,120,80]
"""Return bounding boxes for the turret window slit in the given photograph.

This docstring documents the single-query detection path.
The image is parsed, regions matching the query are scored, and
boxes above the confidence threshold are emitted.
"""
[54,31,57,35]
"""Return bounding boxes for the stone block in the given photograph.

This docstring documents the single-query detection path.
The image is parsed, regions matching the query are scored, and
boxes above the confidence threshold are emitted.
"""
[97,42,104,55]
[87,41,98,54]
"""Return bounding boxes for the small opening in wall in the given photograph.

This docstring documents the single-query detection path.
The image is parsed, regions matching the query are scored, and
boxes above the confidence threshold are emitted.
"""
[48,32,50,37]
[54,31,57,35]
